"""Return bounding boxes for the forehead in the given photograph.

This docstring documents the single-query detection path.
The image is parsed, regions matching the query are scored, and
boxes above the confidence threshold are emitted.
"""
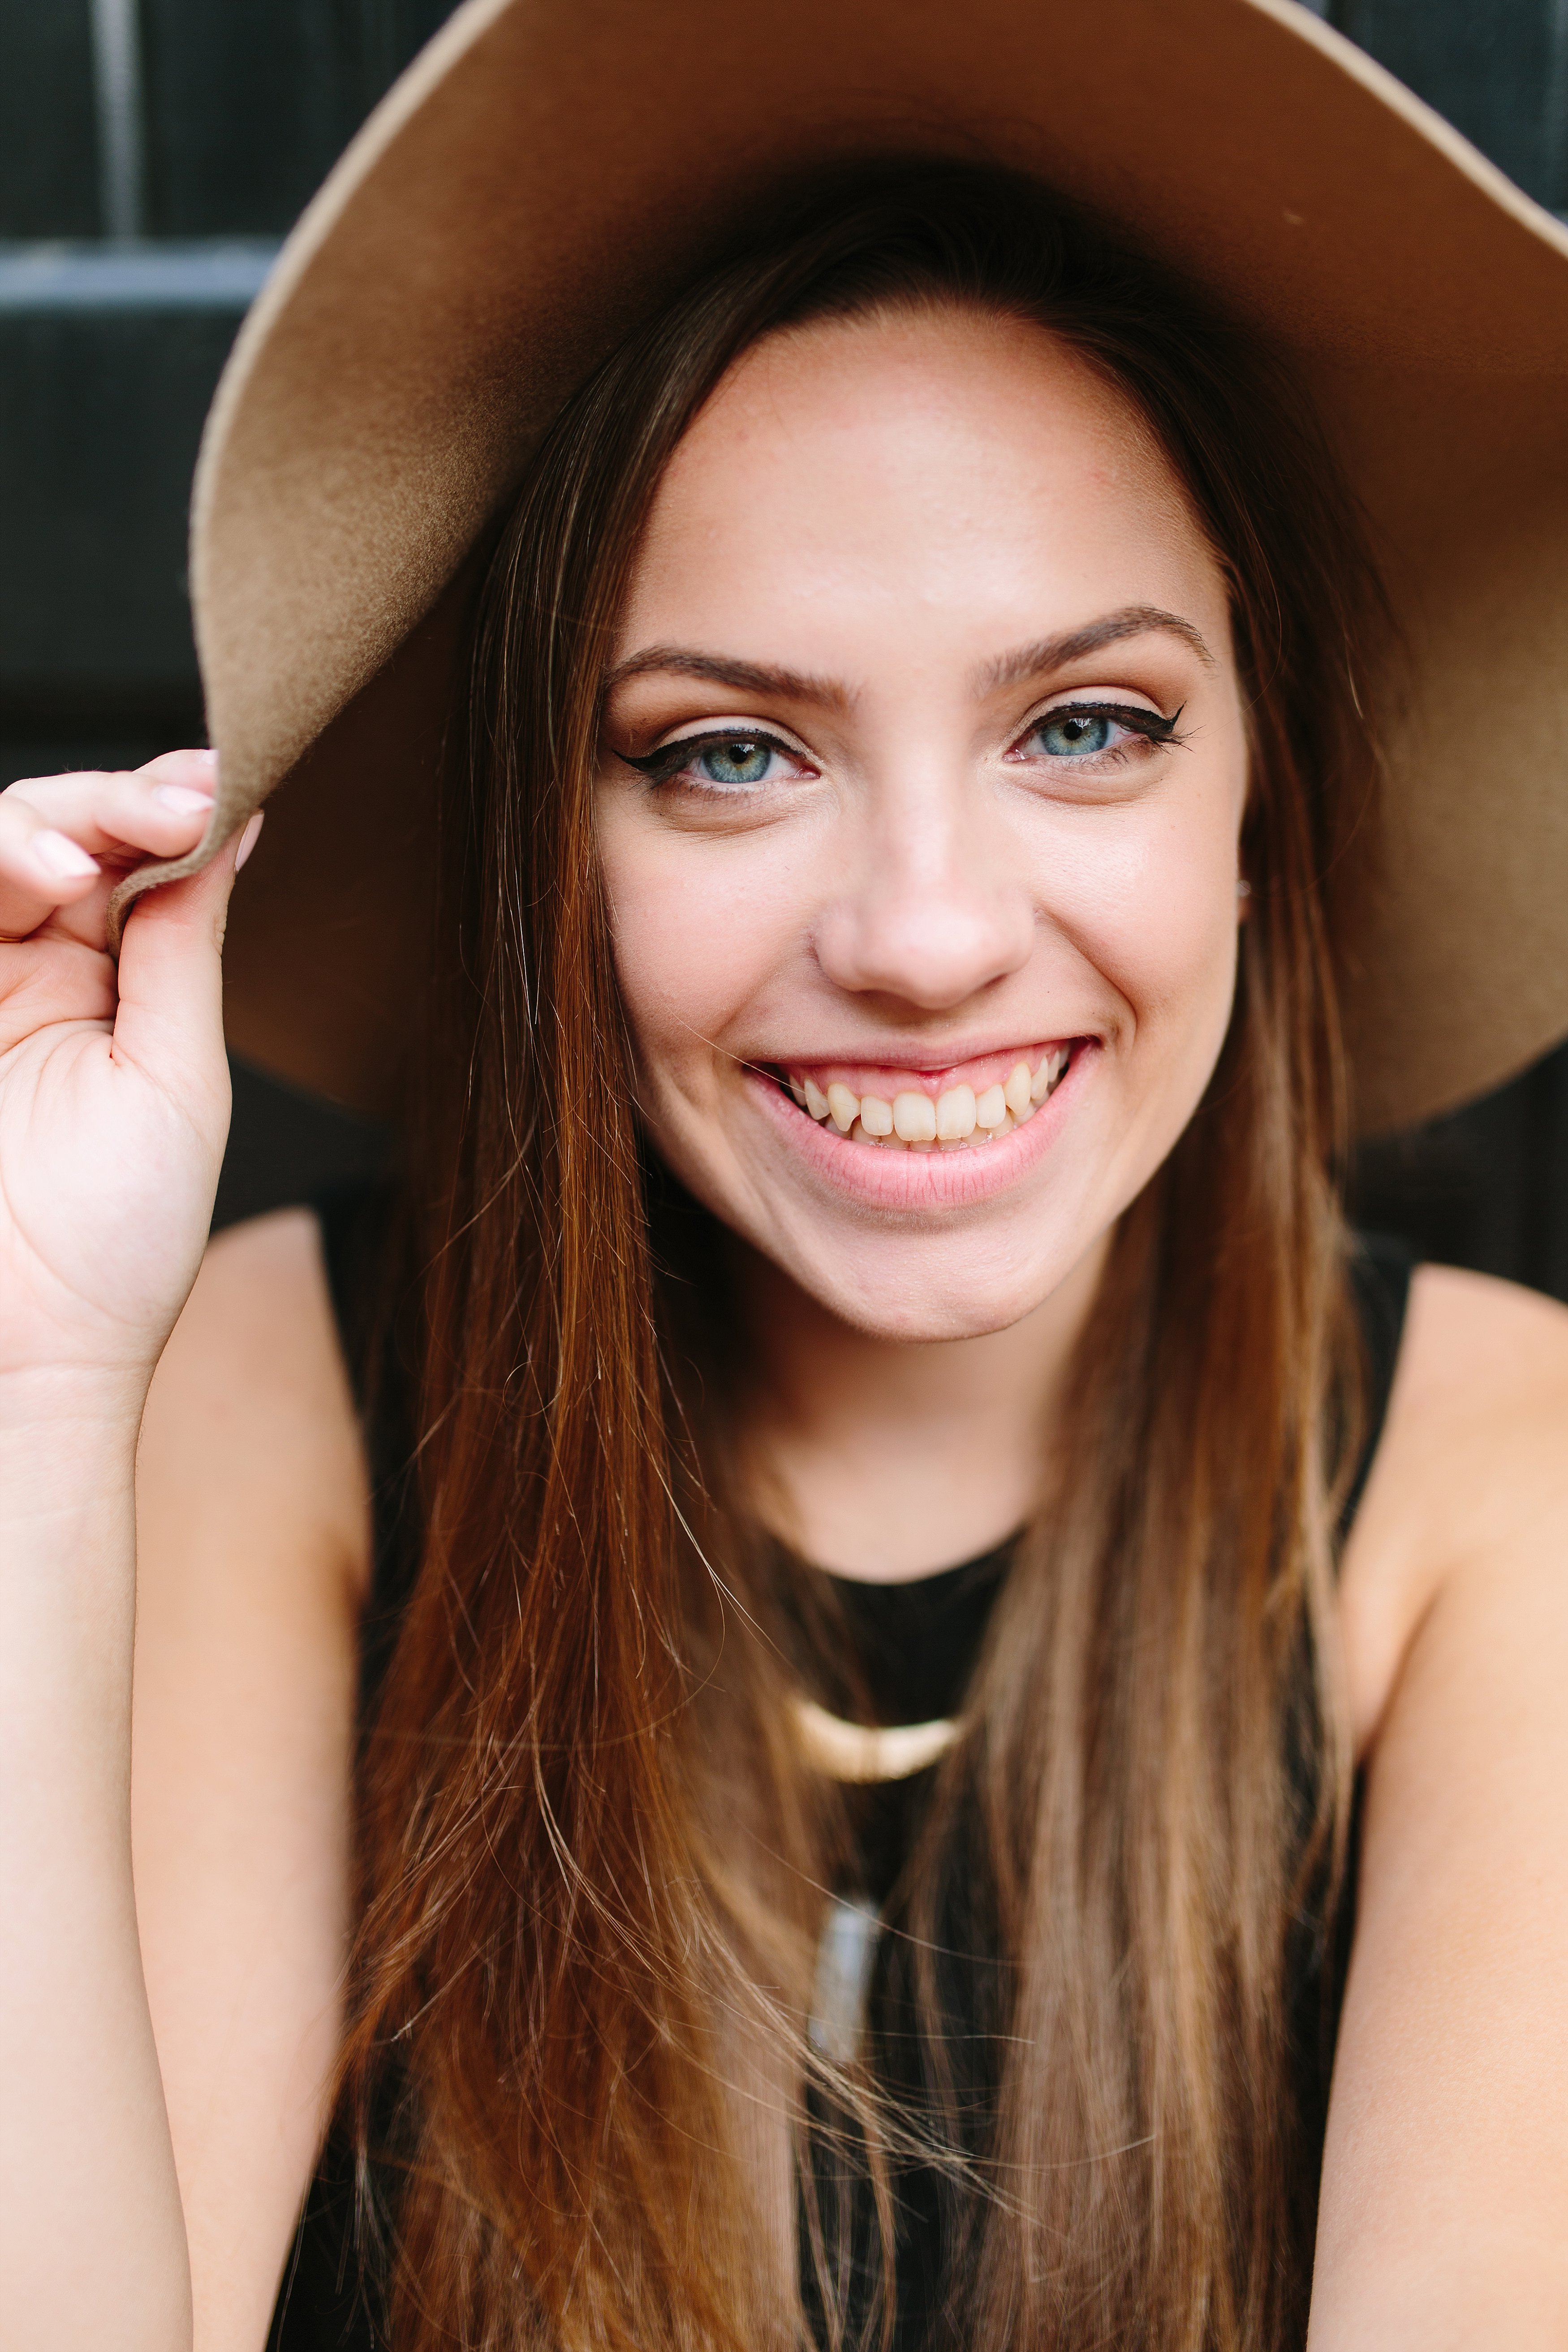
[623,305,1229,657]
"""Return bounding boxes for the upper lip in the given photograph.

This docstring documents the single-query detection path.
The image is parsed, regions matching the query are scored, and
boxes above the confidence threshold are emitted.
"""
[755,1031,1087,1074]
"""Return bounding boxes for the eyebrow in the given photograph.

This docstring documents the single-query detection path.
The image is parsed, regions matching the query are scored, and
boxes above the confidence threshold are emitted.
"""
[977,605,1216,692]
[603,603,1215,711]
[603,646,850,709]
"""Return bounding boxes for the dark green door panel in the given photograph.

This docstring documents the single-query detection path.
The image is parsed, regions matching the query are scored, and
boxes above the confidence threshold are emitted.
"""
[0,250,271,704]
[1339,0,1568,209]
[138,0,451,237]
[0,0,102,238]
[0,0,452,241]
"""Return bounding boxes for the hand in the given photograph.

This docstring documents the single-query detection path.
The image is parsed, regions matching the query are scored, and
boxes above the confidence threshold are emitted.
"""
[0,750,258,1402]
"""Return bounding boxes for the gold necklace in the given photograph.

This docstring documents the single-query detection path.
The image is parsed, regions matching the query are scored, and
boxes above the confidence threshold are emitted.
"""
[788,1693,960,1783]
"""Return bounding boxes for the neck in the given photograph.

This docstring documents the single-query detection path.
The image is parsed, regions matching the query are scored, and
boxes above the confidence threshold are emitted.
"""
[735,1234,1108,1582]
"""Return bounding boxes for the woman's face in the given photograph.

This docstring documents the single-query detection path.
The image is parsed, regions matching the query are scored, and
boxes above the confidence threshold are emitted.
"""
[596,306,1248,1343]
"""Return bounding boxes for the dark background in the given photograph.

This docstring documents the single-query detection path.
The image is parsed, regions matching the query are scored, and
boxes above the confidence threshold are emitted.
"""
[2,0,1566,1280]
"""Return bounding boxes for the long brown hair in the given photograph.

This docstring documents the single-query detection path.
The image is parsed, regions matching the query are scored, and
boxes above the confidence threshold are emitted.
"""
[340,161,1383,2350]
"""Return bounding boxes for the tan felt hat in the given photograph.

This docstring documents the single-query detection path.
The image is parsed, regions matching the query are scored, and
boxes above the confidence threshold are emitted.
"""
[116,0,1568,1132]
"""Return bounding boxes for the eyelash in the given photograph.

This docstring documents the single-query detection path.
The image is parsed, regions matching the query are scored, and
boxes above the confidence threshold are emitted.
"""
[619,700,1185,793]
[1008,699,1185,768]
[618,730,809,792]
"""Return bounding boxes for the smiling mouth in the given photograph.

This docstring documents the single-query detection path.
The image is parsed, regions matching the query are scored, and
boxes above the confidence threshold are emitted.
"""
[771,1044,1073,1150]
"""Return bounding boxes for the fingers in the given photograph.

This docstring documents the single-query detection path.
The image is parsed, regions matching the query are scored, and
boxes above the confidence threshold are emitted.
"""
[0,793,102,939]
[111,813,262,1103]
[0,751,218,945]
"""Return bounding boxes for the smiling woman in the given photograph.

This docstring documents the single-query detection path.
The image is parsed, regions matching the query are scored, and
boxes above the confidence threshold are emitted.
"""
[4,10,1568,2352]
[319,171,1383,2348]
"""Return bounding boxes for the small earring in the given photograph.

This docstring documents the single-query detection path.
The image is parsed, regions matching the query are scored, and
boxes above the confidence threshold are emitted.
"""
[1236,878,1252,899]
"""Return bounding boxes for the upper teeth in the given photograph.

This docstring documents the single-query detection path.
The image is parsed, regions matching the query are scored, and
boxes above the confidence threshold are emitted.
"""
[786,1050,1069,1149]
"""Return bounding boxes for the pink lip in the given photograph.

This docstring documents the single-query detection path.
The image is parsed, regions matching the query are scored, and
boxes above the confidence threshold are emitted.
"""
[747,1043,1092,1211]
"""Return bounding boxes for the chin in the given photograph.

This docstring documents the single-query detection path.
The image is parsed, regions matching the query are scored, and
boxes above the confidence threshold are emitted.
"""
[786,1243,1069,1344]
[862,1295,1043,1344]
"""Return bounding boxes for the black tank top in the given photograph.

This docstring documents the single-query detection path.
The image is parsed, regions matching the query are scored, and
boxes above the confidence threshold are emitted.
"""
[267,1197,1413,2351]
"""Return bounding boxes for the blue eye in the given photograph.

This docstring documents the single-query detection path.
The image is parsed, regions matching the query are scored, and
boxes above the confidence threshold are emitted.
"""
[696,737,774,784]
[1017,701,1181,766]
[1036,711,1115,758]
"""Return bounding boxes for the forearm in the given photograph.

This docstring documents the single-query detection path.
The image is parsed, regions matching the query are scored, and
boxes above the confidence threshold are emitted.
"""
[0,1376,193,2352]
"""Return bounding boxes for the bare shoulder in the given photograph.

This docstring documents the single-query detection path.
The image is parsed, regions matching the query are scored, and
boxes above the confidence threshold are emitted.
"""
[1340,1262,1568,1754]
[1318,1271,1568,2323]
[133,1209,371,2349]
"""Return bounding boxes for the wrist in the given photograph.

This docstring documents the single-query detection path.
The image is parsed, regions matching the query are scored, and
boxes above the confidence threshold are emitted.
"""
[0,1363,147,1471]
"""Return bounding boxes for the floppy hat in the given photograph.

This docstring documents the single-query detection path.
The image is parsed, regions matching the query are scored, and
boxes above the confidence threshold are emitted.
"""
[111,0,1568,1133]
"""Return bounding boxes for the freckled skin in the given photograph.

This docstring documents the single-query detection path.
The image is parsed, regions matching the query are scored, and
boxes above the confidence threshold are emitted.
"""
[596,309,1248,1344]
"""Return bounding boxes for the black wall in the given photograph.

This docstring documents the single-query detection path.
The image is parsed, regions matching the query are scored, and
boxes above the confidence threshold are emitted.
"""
[3,0,1566,1279]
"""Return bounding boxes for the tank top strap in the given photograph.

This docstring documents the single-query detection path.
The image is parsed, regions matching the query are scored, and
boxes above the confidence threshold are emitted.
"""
[1340,1230,1415,1543]
[314,1180,421,1716]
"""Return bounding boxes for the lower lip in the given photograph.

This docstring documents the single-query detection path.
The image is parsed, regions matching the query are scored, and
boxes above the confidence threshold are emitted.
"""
[747,1046,1092,1212]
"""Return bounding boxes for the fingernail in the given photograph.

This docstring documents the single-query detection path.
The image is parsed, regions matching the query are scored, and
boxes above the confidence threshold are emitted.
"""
[153,782,216,814]
[234,811,264,872]
[33,829,99,880]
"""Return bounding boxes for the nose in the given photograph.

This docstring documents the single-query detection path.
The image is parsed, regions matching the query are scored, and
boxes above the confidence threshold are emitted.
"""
[813,775,1036,1012]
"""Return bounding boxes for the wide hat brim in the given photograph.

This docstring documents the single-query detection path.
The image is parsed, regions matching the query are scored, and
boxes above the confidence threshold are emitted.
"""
[122,0,1568,1132]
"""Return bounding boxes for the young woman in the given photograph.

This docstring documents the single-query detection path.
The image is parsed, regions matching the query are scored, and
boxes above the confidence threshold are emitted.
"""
[4,11,1568,2352]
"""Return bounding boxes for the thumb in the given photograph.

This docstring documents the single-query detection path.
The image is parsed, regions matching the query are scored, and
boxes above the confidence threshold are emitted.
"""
[109,812,262,1105]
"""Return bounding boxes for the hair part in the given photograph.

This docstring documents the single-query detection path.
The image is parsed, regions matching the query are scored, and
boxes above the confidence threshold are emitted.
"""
[338,157,1384,2351]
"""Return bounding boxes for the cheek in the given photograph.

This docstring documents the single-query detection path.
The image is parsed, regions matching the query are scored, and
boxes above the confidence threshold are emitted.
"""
[1041,792,1242,1059]
[596,811,795,1090]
